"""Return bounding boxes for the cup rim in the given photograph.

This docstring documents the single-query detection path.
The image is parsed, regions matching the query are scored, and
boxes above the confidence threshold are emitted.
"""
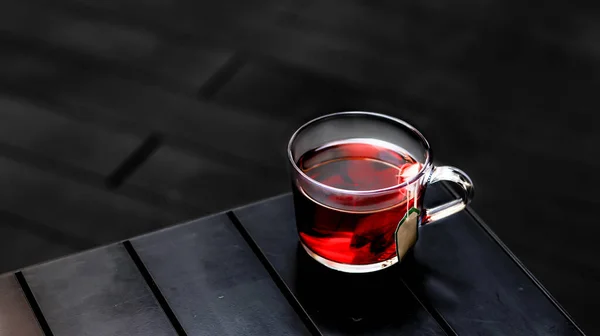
[287,111,433,196]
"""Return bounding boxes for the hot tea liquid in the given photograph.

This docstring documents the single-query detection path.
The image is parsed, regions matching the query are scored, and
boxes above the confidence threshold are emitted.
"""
[294,139,423,265]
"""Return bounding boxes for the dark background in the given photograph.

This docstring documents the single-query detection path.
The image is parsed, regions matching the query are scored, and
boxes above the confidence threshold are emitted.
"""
[0,0,598,333]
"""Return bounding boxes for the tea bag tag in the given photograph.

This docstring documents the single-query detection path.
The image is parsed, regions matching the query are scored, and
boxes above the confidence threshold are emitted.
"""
[395,208,420,262]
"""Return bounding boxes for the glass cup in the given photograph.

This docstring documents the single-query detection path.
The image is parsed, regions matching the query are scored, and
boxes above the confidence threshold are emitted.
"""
[288,111,474,273]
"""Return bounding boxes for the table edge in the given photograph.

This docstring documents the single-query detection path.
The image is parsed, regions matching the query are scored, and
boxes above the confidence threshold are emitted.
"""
[441,183,587,336]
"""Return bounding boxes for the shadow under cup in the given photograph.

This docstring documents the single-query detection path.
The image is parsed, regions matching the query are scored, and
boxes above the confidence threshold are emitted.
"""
[288,112,473,273]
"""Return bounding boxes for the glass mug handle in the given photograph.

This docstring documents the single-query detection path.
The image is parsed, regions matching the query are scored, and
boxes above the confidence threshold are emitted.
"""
[422,166,474,225]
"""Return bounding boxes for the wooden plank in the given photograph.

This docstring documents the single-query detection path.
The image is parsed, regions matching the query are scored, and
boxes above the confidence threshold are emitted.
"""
[142,44,231,95]
[23,244,177,336]
[513,252,597,336]
[0,8,159,64]
[232,20,415,93]
[233,195,446,335]
[1,36,263,157]
[0,274,44,336]
[0,96,141,175]
[0,0,407,100]
[280,0,487,64]
[0,156,184,246]
[0,0,473,113]
[131,214,312,335]
[211,60,386,121]
[233,187,583,335]
[253,1,489,113]
[49,73,291,170]
[0,215,76,273]
[0,95,197,224]
[26,0,285,47]
[0,4,232,95]
[124,145,288,214]
[422,118,598,336]
[401,185,583,335]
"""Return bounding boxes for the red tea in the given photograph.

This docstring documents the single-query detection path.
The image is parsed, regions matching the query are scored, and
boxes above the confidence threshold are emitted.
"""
[293,139,423,266]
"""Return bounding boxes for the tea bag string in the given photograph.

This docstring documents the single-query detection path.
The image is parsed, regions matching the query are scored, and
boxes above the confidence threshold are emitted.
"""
[406,181,417,215]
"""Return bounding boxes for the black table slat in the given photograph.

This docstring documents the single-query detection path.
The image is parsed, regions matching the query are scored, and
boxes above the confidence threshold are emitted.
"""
[130,213,313,336]
[234,196,447,336]
[403,186,583,336]
[236,186,584,336]
[22,244,177,336]
[0,274,44,336]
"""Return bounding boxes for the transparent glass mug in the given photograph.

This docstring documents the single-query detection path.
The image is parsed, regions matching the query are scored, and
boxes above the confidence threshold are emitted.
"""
[288,112,474,273]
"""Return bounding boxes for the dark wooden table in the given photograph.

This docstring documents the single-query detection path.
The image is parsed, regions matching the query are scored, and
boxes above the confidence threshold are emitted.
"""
[0,185,586,335]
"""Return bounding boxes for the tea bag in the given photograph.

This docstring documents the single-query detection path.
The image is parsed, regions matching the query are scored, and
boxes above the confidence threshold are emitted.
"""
[395,207,420,261]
